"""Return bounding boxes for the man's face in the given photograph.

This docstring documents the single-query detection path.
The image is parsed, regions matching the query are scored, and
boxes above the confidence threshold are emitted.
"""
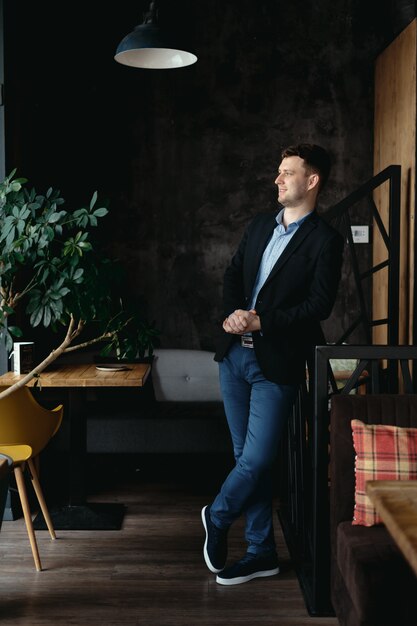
[275,156,317,208]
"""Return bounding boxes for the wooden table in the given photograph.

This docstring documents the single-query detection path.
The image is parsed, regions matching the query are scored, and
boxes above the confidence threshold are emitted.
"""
[366,480,417,577]
[0,362,151,389]
[0,363,151,530]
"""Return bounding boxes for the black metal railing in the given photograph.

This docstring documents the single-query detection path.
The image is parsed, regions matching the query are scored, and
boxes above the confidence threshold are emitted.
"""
[324,164,401,348]
[280,345,417,616]
[278,165,403,616]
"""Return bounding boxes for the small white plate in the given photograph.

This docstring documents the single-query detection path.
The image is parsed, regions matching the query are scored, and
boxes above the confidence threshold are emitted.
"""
[95,365,131,372]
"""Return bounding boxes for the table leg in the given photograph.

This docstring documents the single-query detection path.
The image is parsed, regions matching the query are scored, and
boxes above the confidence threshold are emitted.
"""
[68,389,88,506]
[33,388,125,530]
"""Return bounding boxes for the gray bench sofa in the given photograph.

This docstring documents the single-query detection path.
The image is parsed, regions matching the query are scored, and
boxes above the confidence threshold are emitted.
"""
[86,349,231,454]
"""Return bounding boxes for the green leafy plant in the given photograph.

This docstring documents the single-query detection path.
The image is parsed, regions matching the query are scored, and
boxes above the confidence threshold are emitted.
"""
[0,170,159,397]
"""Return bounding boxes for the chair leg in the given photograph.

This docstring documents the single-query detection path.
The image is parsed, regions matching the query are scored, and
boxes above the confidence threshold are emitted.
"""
[27,458,56,540]
[14,465,42,572]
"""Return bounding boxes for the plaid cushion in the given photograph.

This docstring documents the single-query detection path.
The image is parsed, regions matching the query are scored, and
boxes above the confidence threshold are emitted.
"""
[351,419,417,526]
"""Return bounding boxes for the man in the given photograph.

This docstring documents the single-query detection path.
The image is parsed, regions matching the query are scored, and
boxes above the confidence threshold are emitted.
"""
[201,143,344,586]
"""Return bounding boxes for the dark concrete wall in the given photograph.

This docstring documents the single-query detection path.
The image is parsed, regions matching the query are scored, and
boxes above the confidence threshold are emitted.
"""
[3,1,409,351]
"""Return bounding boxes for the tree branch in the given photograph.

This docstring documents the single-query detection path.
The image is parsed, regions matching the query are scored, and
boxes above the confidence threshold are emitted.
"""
[0,316,80,400]
[64,331,113,353]
[0,314,137,400]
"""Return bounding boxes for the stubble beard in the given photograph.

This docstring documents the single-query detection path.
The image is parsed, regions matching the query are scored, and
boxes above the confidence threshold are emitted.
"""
[278,181,309,209]
[279,192,306,209]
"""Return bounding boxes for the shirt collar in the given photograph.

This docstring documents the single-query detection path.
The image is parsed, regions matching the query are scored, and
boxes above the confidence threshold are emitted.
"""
[276,208,314,228]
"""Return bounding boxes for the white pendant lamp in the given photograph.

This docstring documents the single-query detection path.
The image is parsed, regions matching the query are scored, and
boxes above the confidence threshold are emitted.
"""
[114,1,197,69]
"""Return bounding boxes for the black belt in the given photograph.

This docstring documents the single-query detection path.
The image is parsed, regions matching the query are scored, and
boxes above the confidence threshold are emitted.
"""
[241,336,254,348]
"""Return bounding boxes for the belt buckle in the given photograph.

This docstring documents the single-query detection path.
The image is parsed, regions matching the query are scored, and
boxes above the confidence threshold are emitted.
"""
[241,336,254,348]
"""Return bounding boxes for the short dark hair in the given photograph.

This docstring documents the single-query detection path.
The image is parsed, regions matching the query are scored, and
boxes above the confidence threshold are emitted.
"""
[281,143,331,191]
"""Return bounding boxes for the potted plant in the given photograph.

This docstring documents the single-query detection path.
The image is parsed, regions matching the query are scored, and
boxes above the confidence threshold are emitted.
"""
[0,170,159,398]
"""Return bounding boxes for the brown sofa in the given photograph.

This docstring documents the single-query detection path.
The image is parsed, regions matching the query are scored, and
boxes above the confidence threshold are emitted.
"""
[330,394,417,626]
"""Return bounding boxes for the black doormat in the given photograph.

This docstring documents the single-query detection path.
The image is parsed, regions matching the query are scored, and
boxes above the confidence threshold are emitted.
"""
[33,502,126,530]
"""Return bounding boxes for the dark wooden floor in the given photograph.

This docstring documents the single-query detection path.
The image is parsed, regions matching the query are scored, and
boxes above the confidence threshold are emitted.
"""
[0,455,339,626]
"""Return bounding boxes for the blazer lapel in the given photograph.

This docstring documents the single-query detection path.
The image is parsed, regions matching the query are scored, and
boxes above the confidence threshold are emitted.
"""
[247,213,278,289]
[261,212,319,288]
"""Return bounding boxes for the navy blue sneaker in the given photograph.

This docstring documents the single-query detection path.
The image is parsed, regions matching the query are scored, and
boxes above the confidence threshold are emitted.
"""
[201,505,228,573]
[216,552,279,585]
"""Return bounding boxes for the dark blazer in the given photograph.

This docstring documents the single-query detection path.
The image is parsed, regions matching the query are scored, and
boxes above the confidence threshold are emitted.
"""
[214,209,344,384]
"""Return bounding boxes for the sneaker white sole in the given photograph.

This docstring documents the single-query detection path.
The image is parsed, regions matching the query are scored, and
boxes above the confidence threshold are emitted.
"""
[216,566,280,586]
[201,506,223,574]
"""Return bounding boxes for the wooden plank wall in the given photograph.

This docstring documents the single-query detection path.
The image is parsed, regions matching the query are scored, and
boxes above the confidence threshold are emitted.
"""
[373,19,416,346]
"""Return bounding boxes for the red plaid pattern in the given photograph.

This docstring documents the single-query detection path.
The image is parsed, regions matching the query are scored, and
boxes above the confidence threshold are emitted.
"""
[351,419,417,526]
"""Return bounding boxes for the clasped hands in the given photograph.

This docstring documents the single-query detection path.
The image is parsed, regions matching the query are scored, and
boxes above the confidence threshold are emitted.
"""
[223,309,261,334]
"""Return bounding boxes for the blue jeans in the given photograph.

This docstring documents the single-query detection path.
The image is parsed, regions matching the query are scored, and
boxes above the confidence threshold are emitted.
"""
[210,342,298,555]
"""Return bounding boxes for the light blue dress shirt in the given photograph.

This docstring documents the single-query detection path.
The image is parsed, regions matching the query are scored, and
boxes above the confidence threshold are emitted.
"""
[248,208,313,310]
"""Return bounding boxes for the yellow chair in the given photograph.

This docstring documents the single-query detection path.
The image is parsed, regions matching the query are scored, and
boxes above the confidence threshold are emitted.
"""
[0,385,63,571]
